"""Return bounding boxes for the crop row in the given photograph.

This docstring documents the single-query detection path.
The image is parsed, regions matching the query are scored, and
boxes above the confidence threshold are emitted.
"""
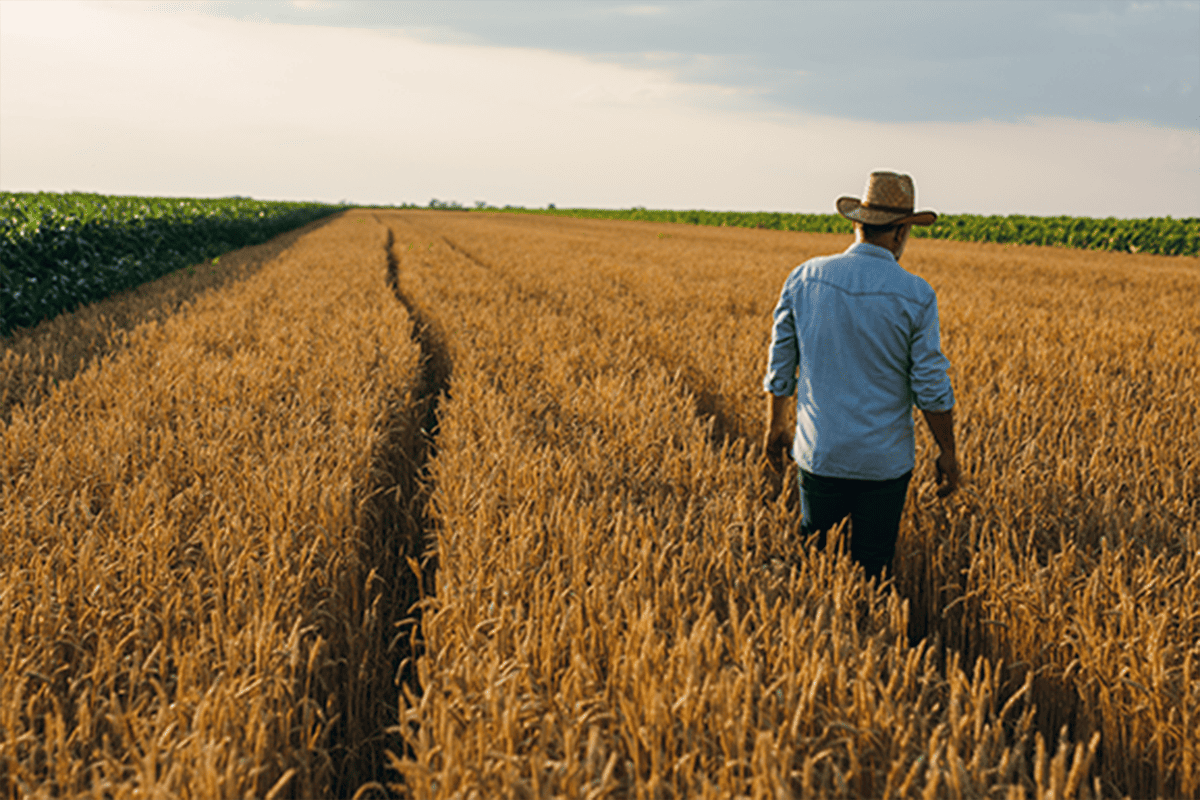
[492,206,1200,257]
[0,192,343,335]
[1,212,425,798]
[378,212,1197,797]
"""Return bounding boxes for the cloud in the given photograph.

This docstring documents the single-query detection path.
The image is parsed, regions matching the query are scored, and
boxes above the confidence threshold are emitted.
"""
[1,1,1195,216]
[605,5,670,16]
[161,0,1200,130]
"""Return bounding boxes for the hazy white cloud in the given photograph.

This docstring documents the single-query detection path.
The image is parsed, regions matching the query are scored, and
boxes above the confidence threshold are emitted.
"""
[164,0,1200,130]
[1,0,1196,216]
[606,5,669,16]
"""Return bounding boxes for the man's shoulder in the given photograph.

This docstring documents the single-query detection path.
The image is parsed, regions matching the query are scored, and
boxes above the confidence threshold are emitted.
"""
[786,251,844,281]
[788,249,936,302]
[793,244,892,275]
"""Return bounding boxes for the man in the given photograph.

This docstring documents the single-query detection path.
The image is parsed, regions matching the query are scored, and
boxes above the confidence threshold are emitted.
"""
[763,171,959,580]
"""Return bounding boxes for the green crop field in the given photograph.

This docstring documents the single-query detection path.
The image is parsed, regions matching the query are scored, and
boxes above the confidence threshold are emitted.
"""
[0,192,343,334]
[490,206,1200,257]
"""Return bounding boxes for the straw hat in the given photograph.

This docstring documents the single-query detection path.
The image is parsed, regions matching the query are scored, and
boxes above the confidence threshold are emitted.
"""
[836,171,937,226]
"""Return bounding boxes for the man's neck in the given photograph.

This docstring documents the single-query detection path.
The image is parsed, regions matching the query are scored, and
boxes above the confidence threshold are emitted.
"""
[854,227,909,260]
[855,238,899,259]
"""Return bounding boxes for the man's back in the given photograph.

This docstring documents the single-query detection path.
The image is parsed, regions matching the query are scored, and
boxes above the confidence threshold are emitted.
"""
[763,170,959,578]
[764,241,954,480]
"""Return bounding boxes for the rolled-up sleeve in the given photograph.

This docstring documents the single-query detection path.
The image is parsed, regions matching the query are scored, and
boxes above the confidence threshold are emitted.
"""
[910,294,955,411]
[763,282,799,396]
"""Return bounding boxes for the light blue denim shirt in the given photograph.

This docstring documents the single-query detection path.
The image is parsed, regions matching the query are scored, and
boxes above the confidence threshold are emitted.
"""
[764,242,954,480]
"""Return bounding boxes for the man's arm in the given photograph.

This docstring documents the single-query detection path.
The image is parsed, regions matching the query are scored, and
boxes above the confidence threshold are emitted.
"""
[762,278,798,470]
[911,291,959,498]
[764,392,794,470]
[921,408,960,497]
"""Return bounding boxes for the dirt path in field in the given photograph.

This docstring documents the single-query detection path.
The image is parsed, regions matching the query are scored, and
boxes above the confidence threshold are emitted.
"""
[319,215,457,797]
[379,215,453,676]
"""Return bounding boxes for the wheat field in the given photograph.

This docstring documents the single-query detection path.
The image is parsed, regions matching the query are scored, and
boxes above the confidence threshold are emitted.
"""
[2,209,1196,798]
[2,213,427,797]
[379,211,1196,799]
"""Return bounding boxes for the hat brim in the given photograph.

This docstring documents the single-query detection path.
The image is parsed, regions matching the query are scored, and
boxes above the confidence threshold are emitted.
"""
[837,197,936,226]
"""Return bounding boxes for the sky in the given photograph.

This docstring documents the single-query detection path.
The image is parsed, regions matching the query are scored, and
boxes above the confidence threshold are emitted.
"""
[1,0,1197,217]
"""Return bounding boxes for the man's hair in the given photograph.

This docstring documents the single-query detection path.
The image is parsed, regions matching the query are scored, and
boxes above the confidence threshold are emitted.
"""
[858,222,899,239]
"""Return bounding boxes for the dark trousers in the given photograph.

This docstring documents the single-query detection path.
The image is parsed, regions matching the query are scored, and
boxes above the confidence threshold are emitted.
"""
[799,469,912,580]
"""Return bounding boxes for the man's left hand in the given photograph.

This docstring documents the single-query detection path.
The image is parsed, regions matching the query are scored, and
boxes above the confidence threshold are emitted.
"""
[934,450,960,498]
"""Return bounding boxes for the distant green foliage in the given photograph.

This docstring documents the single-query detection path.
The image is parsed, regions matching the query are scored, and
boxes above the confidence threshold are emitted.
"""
[1,192,343,334]
[428,198,468,210]
[915,214,1198,256]
[490,207,1199,257]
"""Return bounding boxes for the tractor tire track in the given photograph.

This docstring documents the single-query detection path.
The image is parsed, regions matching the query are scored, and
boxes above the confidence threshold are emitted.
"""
[328,218,452,798]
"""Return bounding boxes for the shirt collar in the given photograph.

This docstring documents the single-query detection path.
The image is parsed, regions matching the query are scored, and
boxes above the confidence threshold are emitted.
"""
[845,242,897,263]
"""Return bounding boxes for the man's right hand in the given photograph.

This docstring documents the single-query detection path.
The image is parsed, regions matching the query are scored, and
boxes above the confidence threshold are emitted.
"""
[764,428,794,471]
[934,450,960,497]
[764,393,795,471]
